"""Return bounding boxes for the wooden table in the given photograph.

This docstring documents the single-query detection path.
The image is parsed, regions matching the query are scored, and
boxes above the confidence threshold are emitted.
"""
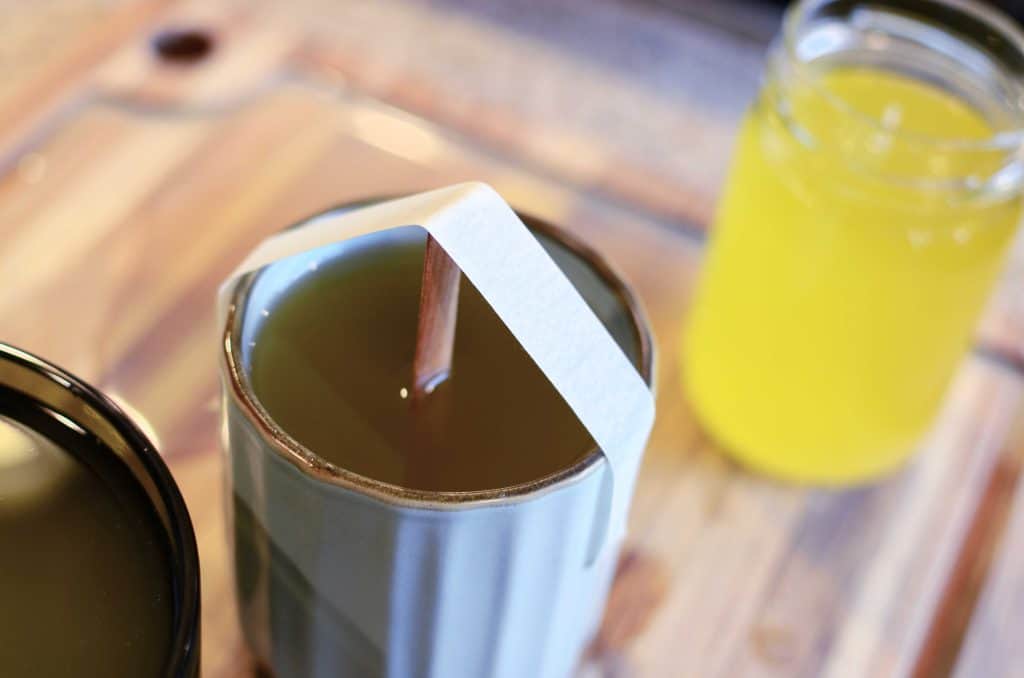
[2,2,1023,676]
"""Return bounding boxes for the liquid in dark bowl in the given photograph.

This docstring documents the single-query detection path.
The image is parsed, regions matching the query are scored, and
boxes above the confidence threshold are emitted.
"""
[0,345,199,678]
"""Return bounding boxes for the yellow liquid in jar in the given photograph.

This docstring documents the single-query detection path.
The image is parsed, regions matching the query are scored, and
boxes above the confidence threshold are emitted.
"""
[684,68,1021,484]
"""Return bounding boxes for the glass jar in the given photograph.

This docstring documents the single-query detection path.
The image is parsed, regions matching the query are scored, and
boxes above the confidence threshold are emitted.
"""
[684,0,1024,484]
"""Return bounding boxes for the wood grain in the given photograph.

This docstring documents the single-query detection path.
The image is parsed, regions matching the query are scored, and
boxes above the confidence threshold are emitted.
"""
[2,2,1024,677]
[913,414,1024,678]
[953,466,1024,677]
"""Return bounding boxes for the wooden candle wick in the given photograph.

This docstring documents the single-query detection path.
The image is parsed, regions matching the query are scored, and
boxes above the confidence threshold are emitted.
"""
[412,235,461,398]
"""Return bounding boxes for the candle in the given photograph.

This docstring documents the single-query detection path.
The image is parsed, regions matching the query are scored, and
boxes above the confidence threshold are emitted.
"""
[247,228,602,492]
[223,202,653,678]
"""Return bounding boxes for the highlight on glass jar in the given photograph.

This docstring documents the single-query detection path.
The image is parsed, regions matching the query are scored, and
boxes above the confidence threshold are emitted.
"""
[683,0,1024,485]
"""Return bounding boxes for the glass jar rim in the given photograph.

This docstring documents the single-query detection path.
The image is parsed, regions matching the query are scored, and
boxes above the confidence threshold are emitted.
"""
[782,0,1024,152]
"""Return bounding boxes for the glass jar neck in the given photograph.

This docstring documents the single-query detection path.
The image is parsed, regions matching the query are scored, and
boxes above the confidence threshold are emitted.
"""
[764,0,1024,198]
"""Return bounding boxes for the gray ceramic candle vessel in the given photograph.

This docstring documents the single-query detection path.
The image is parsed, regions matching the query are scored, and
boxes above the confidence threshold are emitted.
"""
[220,204,654,678]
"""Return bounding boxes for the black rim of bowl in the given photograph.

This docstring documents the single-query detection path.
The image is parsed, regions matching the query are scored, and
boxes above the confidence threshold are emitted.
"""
[0,343,201,678]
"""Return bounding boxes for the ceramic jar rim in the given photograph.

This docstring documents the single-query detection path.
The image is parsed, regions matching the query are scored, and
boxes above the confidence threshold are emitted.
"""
[222,203,654,510]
